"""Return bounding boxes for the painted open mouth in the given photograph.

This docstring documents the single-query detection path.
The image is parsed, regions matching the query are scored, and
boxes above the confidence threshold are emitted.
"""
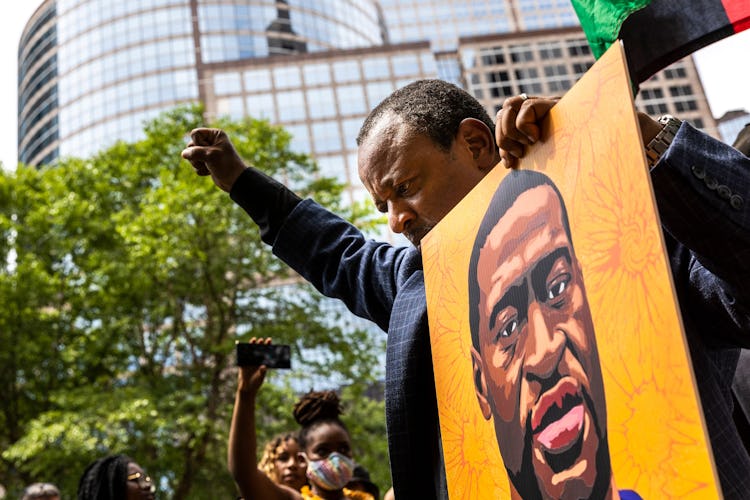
[531,379,586,472]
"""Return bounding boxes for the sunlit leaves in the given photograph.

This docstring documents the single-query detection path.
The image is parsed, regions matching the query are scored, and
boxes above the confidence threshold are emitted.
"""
[0,106,388,498]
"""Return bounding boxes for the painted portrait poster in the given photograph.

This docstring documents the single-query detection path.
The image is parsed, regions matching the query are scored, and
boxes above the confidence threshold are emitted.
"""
[421,43,721,499]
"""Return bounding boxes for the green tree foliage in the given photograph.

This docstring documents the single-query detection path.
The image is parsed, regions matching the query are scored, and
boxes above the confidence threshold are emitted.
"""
[0,106,388,498]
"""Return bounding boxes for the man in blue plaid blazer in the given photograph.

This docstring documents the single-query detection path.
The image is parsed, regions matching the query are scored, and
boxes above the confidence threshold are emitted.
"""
[182,81,750,499]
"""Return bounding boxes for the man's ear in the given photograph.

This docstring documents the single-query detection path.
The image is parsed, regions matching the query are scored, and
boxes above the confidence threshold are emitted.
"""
[471,346,492,420]
[457,118,496,171]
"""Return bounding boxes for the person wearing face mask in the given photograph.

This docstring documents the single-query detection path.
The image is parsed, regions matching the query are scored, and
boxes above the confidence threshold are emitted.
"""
[228,340,372,500]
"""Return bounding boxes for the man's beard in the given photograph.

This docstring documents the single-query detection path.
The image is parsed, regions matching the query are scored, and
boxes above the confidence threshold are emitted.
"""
[508,390,613,500]
[405,220,436,248]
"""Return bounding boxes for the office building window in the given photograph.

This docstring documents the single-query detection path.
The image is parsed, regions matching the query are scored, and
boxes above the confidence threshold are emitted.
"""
[245,94,276,120]
[277,90,306,121]
[274,66,302,89]
[304,63,332,86]
[488,71,512,98]
[214,72,242,95]
[539,43,562,60]
[336,84,366,115]
[244,69,272,91]
[307,88,337,118]
[510,44,534,62]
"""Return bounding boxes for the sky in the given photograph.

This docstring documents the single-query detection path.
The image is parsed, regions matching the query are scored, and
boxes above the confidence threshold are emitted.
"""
[1,3,750,169]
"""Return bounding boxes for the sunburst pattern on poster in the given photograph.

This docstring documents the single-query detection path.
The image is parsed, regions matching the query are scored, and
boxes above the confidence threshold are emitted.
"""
[422,44,719,499]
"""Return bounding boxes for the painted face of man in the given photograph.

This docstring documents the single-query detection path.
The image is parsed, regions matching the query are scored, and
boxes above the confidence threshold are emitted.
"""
[471,184,610,500]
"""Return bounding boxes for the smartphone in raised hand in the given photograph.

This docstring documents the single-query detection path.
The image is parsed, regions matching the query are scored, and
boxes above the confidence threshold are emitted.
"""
[236,342,292,369]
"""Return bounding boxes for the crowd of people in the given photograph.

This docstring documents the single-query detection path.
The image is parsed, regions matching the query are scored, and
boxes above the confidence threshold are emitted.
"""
[18,387,388,500]
[228,338,387,500]
[18,337,390,500]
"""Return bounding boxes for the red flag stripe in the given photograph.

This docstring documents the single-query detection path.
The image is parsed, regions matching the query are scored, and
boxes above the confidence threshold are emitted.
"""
[722,0,750,32]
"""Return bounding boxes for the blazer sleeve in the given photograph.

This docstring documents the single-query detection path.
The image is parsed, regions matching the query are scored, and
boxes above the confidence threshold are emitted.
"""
[270,199,419,333]
[651,121,750,348]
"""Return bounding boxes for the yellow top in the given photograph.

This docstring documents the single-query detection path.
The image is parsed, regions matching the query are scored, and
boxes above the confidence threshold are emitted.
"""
[299,485,374,500]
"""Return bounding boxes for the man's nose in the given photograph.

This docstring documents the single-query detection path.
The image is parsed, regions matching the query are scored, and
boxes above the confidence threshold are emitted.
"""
[524,302,564,379]
[387,200,415,234]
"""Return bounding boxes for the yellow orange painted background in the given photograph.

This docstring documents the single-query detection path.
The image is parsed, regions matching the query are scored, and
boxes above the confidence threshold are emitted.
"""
[422,44,720,499]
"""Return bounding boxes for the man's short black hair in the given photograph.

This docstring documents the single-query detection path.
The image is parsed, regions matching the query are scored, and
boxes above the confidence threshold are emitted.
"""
[357,79,495,151]
[468,170,573,350]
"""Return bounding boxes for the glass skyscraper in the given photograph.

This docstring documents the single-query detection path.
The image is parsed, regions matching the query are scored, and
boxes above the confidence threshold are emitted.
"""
[18,0,383,167]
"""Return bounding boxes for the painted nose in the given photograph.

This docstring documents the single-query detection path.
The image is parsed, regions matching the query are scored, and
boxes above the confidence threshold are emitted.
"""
[387,200,414,234]
[524,302,564,380]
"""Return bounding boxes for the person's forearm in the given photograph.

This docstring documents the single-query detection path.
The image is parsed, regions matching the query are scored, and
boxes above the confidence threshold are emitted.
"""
[230,167,301,245]
[227,390,259,493]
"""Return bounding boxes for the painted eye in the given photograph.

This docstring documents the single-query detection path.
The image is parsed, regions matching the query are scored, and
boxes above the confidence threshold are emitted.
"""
[546,274,570,301]
[547,280,565,299]
[502,319,518,337]
[496,318,518,341]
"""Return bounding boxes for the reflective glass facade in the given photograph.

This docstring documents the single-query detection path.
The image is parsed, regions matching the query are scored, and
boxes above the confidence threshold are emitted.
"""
[18,2,58,166]
[378,0,578,52]
[18,0,384,167]
[198,0,382,61]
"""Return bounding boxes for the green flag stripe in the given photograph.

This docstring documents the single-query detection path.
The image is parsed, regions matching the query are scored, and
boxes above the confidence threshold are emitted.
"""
[571,0,653,58]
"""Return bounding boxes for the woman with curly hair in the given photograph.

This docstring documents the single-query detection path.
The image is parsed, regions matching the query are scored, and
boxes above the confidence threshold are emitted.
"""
[258,432,308,491]
[228,339,373,500]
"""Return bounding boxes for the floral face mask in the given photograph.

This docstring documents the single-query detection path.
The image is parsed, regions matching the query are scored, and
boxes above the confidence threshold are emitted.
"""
[306,451,355,491]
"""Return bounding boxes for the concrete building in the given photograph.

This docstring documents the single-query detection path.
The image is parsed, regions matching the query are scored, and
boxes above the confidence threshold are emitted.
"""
[716,109,750,145]
[458,27,715,137]
[19,0,717,203]
[202,41,437,207]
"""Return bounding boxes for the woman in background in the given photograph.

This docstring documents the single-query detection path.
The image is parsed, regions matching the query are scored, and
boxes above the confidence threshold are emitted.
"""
[259,432,308,491]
